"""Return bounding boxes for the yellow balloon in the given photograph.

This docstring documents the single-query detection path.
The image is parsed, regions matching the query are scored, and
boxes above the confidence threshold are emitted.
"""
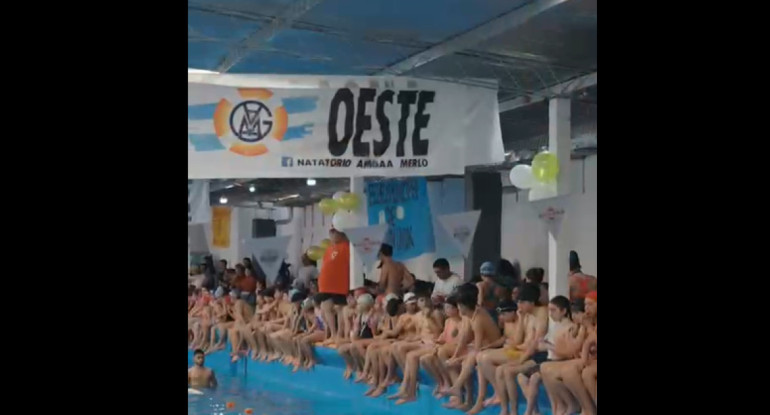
[306,246,324,261]
[337,192,361,211]
[531,151,560,183]
[319,238,332,250]
[318,198,338,216]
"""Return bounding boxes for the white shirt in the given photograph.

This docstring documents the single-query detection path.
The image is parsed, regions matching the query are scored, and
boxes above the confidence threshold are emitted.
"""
[294,266,319,290]
[432,273,463,298]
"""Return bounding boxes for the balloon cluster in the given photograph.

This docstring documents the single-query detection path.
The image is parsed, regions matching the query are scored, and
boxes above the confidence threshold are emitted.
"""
[508,150,560,191]
[306,191,363,261]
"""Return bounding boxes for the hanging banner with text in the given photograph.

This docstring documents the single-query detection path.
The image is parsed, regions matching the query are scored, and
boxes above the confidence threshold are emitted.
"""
[243,235,291,284]
[437,210,482,259]
[211,206,231,248]
[188,75,503,178]
[367,178,434,261]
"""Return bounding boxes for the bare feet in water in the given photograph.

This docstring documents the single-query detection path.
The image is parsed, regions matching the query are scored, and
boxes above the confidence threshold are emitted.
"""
[395,395,416,405]
[483,396,501,407]
[387,390,406,400]
[443,396,464,409]
[343,367,353,380]
[466,402,486,415]
[369,386,386,398]
[354,373,367,383]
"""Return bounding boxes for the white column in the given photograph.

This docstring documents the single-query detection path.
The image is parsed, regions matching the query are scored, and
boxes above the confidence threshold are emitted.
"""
[349,177,368,289]
[548,98,571,299]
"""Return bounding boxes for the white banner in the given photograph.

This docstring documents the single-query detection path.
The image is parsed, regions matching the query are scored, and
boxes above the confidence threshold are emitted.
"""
[344,224,389,281]
[437,210,481,259]
[188,75,503,178]
[243,236,291,284]
[188,180,211,224]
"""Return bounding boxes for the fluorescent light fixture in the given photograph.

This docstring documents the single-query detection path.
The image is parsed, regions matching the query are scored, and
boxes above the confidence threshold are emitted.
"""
[276,194,300,202]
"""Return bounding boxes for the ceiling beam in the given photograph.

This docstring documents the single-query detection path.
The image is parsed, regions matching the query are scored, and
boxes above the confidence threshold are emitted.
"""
[216,0,325,73]
[498,71,596,112]
[376,0,570,76]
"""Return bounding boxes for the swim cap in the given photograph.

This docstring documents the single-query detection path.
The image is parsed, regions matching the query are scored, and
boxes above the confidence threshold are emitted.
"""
[384,293,400,303]
[353,287,368,298]
[496,300,518,313]
[585,291,597,303]
[403,292,417,304]
[290,290,307,303]
[357,293,374,306]
[480,261,496,276]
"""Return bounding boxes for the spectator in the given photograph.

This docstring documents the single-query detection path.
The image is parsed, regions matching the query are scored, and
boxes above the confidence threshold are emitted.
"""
[568,251,596,301]
[431,258,463,303]
[294,253,318,291]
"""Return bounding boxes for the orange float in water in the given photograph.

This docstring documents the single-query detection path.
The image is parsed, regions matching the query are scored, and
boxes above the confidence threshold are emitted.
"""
[244,409,254,414]
[225,402,235,409]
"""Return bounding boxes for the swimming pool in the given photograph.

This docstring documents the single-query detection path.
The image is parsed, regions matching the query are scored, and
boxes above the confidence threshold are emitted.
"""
[188,349,553,415]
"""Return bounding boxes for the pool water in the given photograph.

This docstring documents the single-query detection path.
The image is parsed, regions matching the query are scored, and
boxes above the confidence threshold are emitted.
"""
[189,349,554,415]
[188,378,375,415]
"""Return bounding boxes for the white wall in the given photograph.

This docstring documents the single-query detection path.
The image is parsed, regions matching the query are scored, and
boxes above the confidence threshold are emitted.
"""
[500,155,597,278]
[195,206,304,270]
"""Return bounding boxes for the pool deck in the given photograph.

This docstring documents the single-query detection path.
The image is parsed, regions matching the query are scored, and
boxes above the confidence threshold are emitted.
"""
[190,347,556,415]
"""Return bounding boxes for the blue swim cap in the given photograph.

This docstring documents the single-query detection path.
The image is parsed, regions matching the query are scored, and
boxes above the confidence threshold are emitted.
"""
[480,261,496,275]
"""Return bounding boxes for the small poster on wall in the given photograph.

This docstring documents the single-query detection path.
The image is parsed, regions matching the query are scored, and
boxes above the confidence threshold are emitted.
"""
[211,206,232,248]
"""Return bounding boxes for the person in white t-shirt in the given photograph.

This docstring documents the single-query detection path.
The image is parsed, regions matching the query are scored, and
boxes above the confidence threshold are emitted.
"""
[293,253,319,291]
[431,258,463,303]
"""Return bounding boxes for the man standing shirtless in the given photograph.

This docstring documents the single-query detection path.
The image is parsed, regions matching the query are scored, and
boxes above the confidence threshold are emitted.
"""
[188,349,217,389]
[378,244,414,296]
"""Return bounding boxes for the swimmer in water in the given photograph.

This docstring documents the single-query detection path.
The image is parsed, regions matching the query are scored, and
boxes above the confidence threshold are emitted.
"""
[188,349,217,389]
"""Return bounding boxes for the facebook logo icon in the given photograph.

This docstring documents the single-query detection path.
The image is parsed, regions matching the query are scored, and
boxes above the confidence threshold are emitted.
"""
[281,156,293,167]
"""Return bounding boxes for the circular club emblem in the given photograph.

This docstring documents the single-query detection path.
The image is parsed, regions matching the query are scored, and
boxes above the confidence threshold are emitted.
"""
[213,88,289,157]
[229,100,273,143]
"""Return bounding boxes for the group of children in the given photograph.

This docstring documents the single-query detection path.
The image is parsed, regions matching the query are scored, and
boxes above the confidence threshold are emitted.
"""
[188,274,597,415]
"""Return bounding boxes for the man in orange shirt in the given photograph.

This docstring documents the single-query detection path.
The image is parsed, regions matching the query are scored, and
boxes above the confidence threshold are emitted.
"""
[315,228,351,344]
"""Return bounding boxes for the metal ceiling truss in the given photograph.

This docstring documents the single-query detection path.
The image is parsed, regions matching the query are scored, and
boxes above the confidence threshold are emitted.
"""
[215,0,326,72]
[376,0,571,75]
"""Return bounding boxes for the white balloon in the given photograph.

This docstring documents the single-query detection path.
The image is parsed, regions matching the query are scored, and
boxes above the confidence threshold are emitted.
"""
[332,210,357,230]
[332,191,346,201]
[509,165,536,189]
[528,182,558,202]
